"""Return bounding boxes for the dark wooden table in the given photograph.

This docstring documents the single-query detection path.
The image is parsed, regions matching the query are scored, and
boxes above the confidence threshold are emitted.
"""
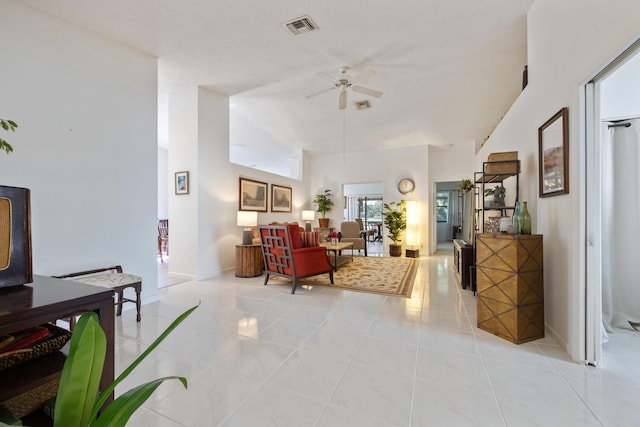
[0,275,115,416]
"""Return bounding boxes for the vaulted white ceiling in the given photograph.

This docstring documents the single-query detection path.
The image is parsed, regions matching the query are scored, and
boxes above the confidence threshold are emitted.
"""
[19,0,534,177]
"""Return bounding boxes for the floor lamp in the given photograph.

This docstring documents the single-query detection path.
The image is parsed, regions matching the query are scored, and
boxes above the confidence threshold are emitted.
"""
[406,200,420,258]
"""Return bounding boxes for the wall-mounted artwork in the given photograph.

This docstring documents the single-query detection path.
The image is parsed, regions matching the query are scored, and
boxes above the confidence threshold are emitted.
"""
[239,178,268,212]
[175,171,189,195]
[271,184,292,213]
[538,107,569,197]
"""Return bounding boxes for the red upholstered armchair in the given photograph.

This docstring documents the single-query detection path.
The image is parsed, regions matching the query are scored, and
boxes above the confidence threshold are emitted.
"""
[259,224,334,294]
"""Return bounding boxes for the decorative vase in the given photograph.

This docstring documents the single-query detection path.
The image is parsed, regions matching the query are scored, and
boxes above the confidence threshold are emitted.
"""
[499,217,512,233]
[513,201,521,234]
[520,201,531,234]
[318,217,330,228]
[489,217,501,235]
[331,237,338,245]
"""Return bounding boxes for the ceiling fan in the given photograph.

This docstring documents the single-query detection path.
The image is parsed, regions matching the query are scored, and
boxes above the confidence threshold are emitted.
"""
[306,67,383,110]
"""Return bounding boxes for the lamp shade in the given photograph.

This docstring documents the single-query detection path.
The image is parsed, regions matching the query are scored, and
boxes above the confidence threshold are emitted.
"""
[237,211,258,227]
[405,201,420,247]
[301,210,315,221]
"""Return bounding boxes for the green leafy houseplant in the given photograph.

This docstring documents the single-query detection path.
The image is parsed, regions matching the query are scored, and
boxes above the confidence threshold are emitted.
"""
[484,185,506,199]
[459,179,473,194]
[484,185,506,207]
[383,200,407,257]
[0,119,18,154]
[0,304,198,427]
[313,189,334,218]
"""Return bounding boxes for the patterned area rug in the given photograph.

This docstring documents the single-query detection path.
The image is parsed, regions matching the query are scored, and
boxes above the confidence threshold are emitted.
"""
[273,256,418,298]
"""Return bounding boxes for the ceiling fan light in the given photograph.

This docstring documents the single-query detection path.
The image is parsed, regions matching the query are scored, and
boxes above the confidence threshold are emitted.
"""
[355,100,370,110]
[339,90,347,110]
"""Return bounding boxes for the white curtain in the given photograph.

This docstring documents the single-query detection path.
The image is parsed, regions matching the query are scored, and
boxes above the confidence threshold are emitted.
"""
[602,118,640,331]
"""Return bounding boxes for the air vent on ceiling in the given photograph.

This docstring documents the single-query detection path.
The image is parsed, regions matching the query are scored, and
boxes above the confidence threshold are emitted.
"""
[285,16,318,36]
[355,100,370,110]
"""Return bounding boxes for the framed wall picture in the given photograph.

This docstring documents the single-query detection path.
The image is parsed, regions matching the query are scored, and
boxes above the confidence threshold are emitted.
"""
[175,171,189,195]
[538,107,569,197]
[271,184,292,213]
[239,177,268,212]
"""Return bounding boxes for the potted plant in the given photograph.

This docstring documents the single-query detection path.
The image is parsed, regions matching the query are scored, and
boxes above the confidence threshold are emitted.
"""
[383,200,407,257]
[24,305,198,427]
[0,118,18,154]
[484,185,506,208]
[314,189,334,228]
[459,178,473,194]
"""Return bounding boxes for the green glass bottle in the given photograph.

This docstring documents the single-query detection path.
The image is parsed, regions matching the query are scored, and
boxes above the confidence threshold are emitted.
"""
[520,201,531,234]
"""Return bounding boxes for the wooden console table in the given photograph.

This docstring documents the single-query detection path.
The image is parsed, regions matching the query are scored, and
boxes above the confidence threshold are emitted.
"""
[475,234,544,344]
[0,275,115,422]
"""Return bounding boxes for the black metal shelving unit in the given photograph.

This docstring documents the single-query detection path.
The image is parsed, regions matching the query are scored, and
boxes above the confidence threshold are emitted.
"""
[473,160,521,234]
[470,159,521,293]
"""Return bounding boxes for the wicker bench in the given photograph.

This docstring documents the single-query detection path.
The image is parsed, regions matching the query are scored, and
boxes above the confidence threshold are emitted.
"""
[54,265,142,323]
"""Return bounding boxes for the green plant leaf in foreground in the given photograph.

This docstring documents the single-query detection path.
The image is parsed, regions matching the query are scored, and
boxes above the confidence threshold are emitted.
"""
[54,312,106,427]
[10,304,197,427]
[90,303,199,421]
[93,376,187,427]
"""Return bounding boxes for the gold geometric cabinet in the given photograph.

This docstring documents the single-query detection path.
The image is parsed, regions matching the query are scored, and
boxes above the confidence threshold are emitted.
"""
[476,233,544,344]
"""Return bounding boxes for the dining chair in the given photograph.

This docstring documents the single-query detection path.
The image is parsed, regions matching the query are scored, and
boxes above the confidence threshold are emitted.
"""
[158,219,168,262]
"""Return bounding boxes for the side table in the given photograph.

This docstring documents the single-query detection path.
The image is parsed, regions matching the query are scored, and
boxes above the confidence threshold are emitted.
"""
[235,244,264,277]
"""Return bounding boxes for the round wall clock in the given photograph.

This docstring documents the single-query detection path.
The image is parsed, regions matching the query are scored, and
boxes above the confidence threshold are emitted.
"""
[398,178,415,195]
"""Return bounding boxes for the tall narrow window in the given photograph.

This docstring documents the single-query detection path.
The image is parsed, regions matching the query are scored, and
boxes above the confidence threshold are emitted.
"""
[436,191,449,223]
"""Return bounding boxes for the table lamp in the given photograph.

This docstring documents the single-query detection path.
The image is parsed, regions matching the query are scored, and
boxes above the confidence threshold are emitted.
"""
[301,210,315,232]
[237,211,258,245]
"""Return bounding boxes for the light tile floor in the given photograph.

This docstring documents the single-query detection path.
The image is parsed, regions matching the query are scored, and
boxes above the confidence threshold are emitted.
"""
[116,254,640,426]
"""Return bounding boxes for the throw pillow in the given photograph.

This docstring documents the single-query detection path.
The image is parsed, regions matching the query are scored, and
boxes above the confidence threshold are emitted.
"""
[299,231,319,248]
[287,224,303,249]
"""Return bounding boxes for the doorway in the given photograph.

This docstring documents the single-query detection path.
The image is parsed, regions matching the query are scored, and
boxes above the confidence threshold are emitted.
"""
[434,181,470,252]
[343,182,384,256]
[585,40,640,365]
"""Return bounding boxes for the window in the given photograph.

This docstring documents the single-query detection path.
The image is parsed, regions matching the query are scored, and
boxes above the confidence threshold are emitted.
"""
[436,191,449,222]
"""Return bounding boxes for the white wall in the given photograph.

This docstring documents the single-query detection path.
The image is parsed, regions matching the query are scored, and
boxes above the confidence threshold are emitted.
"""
[158,148,169,219]
[477,0,640,360]
[168,86,310,279]
[0,2,159,303]
[310,146,429,252]
[168,88,200,278]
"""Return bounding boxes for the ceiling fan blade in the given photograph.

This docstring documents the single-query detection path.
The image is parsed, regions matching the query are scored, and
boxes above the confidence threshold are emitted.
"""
[316,72,339,84]
[339,89,347,110]
[306,86,336,99]
[352,85,383,98]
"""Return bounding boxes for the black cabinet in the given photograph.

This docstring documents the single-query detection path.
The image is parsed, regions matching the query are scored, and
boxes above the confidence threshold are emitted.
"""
[452,239,473,289]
